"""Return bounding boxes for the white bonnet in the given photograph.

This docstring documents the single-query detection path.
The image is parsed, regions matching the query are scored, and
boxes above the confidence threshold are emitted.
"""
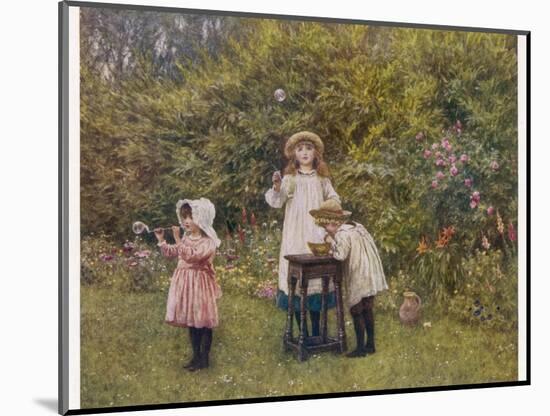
[176,198,221,247]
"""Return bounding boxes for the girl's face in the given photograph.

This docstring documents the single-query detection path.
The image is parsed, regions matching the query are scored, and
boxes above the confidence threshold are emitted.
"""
[324,221,342,236]
[294,142,315,168]
[181,214,201,234]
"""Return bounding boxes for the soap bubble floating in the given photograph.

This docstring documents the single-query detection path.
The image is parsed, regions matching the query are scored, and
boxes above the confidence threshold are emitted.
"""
[132,221,182,235]
[274,88,286,102]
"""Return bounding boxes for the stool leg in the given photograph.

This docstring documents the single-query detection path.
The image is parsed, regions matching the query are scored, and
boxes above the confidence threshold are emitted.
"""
[298,275,308,361]
[321,276,329,343]
[284,275,297,349]
[334,274,347,353]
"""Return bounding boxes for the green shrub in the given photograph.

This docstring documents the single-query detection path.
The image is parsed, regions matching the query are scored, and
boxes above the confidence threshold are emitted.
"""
[446,250,517,330]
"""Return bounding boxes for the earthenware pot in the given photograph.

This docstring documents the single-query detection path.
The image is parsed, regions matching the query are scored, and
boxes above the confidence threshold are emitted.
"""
[399,291,422,326]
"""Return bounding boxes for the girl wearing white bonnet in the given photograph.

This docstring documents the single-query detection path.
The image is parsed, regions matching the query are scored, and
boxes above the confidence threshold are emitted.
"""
[154,197,221,371]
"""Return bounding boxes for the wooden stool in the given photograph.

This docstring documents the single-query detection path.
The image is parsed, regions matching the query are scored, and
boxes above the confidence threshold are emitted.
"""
[283,254,347,361]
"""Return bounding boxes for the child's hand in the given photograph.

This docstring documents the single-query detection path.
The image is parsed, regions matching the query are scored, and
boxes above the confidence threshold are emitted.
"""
[154,228,165,242]
[172,226,181,241]
[324,234,335,244]
[272,171,282,192]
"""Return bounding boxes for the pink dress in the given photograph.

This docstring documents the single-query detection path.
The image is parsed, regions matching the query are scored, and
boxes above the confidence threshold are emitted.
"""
[159,236,222,328]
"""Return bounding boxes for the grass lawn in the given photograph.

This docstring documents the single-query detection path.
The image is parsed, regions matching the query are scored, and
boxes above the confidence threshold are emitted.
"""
[81,285,517,409]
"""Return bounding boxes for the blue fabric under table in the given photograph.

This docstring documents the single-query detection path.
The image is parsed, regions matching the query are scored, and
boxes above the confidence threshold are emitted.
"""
[276,289,336,312]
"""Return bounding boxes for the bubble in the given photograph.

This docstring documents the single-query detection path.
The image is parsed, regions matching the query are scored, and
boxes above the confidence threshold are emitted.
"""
[132,221,150,235]
[274,88,286,102]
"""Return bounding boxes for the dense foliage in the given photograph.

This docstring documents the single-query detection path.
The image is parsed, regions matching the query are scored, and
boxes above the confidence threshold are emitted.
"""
[80,11,518,304]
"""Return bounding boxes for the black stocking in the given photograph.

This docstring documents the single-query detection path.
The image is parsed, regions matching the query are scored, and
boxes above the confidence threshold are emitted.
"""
[184,327,201,368]
[294,310,309,336]
[352,313,366,351]
[362,298,375,352]
[201,328,212,368]
[309,311,320,337]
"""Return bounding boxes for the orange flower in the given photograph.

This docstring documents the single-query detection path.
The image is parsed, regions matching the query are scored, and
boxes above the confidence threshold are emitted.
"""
[436,226,455,248]
[443,226,456,239]
[416,237,429,254]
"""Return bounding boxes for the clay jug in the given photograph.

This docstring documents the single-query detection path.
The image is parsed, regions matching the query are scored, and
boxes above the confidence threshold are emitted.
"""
[399,291,422,326]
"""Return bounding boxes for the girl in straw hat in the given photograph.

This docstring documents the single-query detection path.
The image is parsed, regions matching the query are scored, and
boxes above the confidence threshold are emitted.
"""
[265,131,340,336]
[154,198,222,371]
[310,199,388,357]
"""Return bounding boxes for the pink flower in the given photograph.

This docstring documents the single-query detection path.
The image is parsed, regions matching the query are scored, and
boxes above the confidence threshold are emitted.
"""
[423,149,432,159]
[128,261,139,268]
[431,143,440,150]
[100,254,114,262]
[508,223,517,242]
[416,132,425,142]
[481,235,491,250]
[487,206,495,216]
[464,178,473,187]
[460,154,469,163]
[238,225,245,244]
[490,160,500,171]
[470,191,481,209]
[431,180,438,189]
[455,120,463,135]
[436,171,445,180]
[435,158,446,167]
[435,151,442,158]
[441,138,452,152]
[449,154,457,164]
[450,165,459,176]
[135,250,151,258]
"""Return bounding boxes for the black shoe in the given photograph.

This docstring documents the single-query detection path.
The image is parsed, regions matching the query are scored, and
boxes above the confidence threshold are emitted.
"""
[183,356,200,369]
[346,348,367,358]
[199,354,210,369]
[365,345,376,354]
[187,361,202,372]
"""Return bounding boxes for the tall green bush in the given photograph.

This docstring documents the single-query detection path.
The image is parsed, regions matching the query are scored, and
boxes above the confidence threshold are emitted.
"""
[80,17,518,295]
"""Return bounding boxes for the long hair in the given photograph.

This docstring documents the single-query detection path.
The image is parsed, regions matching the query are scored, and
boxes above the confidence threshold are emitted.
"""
[283,149,330,177]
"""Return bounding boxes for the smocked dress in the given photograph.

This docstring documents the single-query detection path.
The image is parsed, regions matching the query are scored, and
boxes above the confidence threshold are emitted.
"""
[265,170,340,311]
[158,235,222,328]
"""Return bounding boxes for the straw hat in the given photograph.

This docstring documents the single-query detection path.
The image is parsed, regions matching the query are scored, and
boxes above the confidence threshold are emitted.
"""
[284,131,325,159]
[309,199,352,223]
